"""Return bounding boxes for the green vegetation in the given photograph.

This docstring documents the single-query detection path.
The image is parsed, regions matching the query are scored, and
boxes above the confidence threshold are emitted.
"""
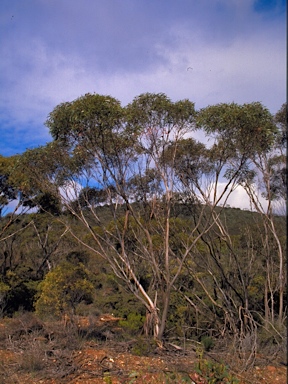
[195,358,240,384]
[0,94,286,376]
[35,261,94,318]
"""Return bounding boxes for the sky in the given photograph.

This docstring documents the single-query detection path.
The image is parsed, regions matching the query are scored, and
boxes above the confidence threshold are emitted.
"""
[0,0,286,158]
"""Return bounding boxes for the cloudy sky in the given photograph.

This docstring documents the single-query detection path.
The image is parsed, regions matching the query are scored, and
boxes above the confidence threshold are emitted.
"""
[0,0,286,157]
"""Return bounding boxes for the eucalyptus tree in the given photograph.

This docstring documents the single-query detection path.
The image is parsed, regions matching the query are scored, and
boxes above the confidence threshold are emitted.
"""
[123,93,199,339]
[191,102,286,356]
[236,103,287,325]
[18,93,199,341]
[162,118,256,344]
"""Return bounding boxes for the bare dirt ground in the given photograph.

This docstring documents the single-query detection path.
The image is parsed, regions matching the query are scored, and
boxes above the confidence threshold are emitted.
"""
[0,315,286,384]
[0,344,287,384]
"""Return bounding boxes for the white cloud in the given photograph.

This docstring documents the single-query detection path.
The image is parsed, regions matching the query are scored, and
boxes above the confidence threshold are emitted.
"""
[214,182,268,211]
[1,4,285,128]
[59,181,82,203]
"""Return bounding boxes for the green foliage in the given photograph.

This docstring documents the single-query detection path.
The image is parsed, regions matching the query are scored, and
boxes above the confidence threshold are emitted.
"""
[0,263,40,315]
[0,155,19,216]
[126,92,196,131]
[103,372,113,384]
[130,336,157,356]
[195,350,239,384]
[166,291,196,338]
[197,102,277,155]
[119,312,145,334]
[258,322,287,352]
[0,281,10,315]
[162,371,192,383]
[163,138,210,181]
[6,281,38,315]
[274,102,287,147]
[66,250,90,266]
[23,191,62,215]
[46,93,123,145]
[127,168,163,203]
[201,336,215,351]
[35,261,94,318]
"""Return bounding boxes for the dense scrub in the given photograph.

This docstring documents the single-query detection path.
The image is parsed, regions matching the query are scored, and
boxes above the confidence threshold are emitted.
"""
[0,207,286,370]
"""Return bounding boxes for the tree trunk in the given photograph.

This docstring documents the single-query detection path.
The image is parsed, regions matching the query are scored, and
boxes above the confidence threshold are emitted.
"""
[143,306,160,340]
[264,282,270,326]
[158,288,171,341]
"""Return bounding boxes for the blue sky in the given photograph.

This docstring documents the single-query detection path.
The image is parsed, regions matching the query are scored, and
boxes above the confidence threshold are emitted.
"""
[0,0,286,157]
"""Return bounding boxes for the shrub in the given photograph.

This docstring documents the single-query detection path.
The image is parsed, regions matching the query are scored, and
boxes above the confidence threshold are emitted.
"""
[201,335,215,351]
[195,348,239,384]
[131,336,157,356]
[35,262,94,318]
[119,312,144,335]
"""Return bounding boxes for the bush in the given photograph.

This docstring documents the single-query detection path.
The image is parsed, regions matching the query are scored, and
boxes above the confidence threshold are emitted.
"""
[119,312,144,335]
[195,352,240,384]
[35,262,94,318]
[131,336,157,356]
[201,335,215,351]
